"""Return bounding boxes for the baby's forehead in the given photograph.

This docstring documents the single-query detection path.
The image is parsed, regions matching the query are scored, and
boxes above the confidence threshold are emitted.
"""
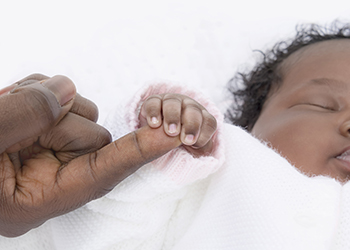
[266,39,350,102]
[280,39,350,74]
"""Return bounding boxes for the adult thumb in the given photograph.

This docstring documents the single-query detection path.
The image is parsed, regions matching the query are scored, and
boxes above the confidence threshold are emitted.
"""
[0,75,76,154]
[57,126,182,206]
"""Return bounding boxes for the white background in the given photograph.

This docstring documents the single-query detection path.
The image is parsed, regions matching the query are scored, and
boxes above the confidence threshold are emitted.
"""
[0,0,349,124]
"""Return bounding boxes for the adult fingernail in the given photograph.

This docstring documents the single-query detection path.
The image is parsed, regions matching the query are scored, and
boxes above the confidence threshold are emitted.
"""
[41,76,76,106]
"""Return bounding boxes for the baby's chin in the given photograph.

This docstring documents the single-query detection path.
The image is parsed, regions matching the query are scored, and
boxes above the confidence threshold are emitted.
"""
[251,134,350,184]
[293,158,350,184]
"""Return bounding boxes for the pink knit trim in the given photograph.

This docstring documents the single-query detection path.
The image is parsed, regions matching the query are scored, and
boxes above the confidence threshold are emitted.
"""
[124,83,225,185]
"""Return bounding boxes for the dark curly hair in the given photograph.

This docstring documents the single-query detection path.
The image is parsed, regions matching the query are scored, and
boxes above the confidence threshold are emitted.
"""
[225,20,350,131]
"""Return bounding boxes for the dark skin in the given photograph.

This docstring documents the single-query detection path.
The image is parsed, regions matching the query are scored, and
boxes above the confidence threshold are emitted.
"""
[139,93,217,157]
[0,74,184,237]
[252,40,350,183]
[0,73,216,237]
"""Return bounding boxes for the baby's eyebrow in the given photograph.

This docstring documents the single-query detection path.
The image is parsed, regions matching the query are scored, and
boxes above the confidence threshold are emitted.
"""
[309,78,348,93]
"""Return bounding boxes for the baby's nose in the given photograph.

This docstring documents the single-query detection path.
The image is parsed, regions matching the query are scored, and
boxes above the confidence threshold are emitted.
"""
[340,120,350,137]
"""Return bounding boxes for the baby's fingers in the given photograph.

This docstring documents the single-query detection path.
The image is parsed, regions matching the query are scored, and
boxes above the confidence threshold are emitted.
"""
[140,95,162,128]
[180,98,204,146]
[162,94,182,136]
[191,109,217,148]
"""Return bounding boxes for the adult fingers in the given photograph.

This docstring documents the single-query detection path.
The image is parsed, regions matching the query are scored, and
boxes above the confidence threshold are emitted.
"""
[0,75,76,154]
[69,94,99,122]
[55,126,181,211]
[38,112,111,163]
[0,73,49,97]
[13,74,98,122]
[11,74,98,122]
[14,73,49,85]
[0,126,181,237]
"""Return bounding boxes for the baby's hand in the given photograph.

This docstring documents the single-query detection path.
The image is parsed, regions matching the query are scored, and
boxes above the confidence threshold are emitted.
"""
[139,93,217,156]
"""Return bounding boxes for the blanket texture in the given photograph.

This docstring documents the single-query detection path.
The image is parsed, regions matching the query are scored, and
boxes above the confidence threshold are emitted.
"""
[1,84,349,249]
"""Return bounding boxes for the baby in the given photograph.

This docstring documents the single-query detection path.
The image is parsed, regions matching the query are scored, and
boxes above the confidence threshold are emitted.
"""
[4,21,350,250]
[134,21,350,249]
[142,21,350,183]
[225,21,350,183]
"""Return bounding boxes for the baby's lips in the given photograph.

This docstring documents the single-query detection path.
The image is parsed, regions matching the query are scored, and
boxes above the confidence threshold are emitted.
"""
[0,85,17,97]
[335,146,350,162]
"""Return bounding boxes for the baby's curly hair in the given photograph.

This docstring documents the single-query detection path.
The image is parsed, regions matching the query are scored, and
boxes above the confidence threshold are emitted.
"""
[226,20,350,131]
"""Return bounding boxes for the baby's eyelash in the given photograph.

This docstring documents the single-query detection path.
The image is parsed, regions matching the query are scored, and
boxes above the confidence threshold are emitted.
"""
[306,103,336,111]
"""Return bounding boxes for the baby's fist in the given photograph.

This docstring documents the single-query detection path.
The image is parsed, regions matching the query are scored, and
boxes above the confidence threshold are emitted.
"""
[139,93,217,156]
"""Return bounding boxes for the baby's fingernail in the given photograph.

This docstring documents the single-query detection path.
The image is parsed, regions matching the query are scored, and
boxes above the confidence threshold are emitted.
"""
[184,134,195,145]
[168,123,177,134]
[151,117,159,125]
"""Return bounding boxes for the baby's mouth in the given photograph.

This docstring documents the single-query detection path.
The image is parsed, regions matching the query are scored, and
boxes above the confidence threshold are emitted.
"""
[335,148,350,179]
[336,148,350,164]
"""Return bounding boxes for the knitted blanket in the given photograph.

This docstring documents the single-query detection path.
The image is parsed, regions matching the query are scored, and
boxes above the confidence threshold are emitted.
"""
[174,124,347,250]
[1,84,348,249]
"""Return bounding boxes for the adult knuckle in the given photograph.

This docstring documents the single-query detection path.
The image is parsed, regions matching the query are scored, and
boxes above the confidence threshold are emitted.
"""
[86,124,112,149]
[132,131,146,160]
[71,95,99,122]
[87,151,99,183]
[95,128,112,149]
[15,73,49,85]
[25,89,56,128]
[5,89,55,138]
[26,73,48,81]
[54,75,72,83]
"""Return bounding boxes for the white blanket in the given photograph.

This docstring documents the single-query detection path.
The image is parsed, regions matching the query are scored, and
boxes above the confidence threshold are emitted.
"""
[1,83,349,249]
[174,124,347,250]
[2,124,349,249]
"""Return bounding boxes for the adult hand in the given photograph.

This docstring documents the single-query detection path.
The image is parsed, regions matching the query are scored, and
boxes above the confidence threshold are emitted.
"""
[0,74,182,237]
[0,74,77,154]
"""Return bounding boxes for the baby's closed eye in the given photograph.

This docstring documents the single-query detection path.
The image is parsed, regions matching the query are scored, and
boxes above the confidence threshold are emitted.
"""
[290,95,340,112]
[302,102,337,111]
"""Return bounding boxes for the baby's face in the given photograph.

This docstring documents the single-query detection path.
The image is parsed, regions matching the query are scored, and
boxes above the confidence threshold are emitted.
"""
[251,39,350,183]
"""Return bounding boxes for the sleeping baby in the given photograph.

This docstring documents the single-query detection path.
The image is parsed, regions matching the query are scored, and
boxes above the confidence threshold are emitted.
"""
[226,21,350,183]
[2,21,350,250]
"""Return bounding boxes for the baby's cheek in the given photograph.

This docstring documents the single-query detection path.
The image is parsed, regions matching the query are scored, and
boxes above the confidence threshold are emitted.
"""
[254,116,312,164]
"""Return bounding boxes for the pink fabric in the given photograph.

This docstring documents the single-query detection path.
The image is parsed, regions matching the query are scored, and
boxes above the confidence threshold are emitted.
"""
[124,83,225,186]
